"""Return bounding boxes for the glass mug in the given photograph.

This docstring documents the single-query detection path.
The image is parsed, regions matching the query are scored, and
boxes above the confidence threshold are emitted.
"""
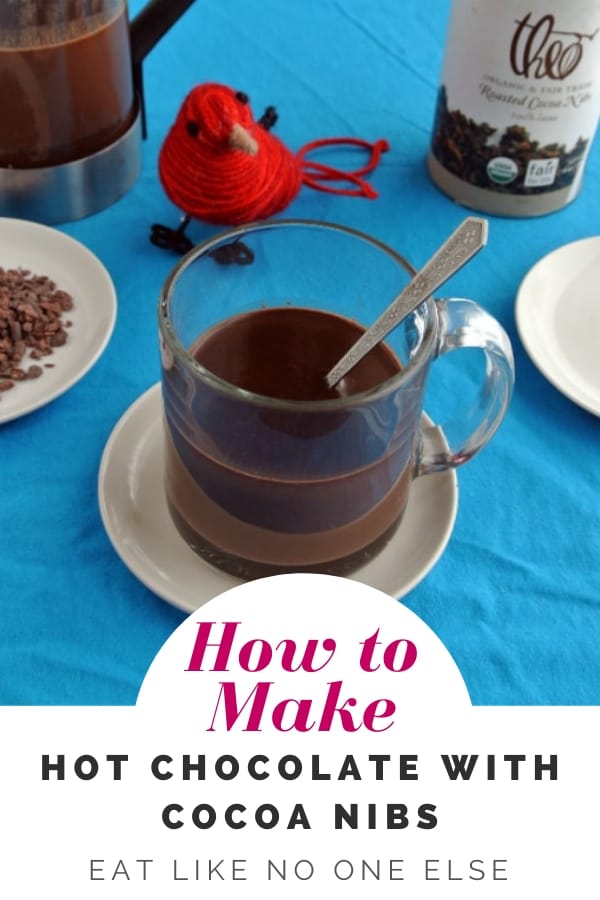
[158,219,514,580]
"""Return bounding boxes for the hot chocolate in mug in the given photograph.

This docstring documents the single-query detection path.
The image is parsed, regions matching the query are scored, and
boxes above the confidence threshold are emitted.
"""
[158,219,514,579]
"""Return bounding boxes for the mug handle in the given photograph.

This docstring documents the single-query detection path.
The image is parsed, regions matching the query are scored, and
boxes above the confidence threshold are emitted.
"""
[415,298,515,476]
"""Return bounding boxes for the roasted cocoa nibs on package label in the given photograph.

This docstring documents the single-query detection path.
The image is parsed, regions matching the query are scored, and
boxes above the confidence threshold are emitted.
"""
[0,267,73,398]
[430,86,588,195]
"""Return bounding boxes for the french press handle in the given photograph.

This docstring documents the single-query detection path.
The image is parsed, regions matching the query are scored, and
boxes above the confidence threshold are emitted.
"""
[129,0,197,138]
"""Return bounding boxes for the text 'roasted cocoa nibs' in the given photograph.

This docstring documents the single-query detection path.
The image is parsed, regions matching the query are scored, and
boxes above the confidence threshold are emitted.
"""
[0,267,74,399]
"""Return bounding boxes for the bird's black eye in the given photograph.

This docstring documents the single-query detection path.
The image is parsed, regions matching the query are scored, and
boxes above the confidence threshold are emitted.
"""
[235,91,249,104]
[186,120,200,138]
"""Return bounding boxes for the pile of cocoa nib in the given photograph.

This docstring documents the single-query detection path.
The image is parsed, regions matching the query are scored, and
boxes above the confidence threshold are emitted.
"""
[0,267,74,400]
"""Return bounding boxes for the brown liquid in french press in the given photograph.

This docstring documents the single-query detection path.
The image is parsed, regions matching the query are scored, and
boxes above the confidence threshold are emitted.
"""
[0,0,196,222]
[0,3,134,168]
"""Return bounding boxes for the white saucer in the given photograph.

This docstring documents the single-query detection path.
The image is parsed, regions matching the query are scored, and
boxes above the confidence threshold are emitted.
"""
[0,218,116,424]
[516,236,600,417]
[98,384,458,612]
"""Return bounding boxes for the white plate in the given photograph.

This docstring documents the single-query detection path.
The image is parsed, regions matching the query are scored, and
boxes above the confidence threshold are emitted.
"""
[515,236,600,417]
[0,218,116,424]
[98,384,458,612]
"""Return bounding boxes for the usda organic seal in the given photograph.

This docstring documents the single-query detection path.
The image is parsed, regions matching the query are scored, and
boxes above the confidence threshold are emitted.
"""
[486,156,519,185]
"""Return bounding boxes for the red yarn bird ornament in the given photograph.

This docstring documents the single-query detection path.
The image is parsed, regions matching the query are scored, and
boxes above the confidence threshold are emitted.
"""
[150,83,389,253]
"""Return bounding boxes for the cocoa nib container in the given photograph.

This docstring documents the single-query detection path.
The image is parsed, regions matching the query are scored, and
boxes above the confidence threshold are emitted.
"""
[427,1,600,217]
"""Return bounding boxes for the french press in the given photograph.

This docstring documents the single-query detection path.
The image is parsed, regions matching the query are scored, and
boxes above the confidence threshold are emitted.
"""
[0,0,195,223]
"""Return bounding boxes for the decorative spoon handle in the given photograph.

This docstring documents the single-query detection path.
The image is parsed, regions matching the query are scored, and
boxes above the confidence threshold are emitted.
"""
[325,216,488,389]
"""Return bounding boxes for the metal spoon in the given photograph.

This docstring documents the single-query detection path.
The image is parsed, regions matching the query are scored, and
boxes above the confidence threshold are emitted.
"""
[325,216,488,389]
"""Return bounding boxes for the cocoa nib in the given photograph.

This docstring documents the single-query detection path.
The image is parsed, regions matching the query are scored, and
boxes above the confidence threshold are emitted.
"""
[0,266,74,399]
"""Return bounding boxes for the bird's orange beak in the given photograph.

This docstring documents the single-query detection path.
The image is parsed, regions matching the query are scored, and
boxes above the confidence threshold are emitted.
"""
[228,122,258,155]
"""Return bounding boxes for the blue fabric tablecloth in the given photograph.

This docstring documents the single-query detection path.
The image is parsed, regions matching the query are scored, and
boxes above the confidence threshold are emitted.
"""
[1,0,598,705]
